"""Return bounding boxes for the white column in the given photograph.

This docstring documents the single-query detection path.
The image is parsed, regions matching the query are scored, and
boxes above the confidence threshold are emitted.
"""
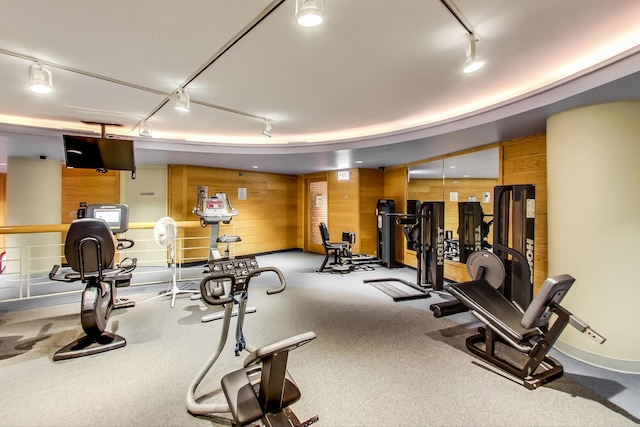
[6,156,62,275]
[547,101,640,373]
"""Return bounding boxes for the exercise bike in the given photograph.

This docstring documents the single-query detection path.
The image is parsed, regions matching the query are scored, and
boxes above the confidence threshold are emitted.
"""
[187,266,318,427]
[49,216,137,361]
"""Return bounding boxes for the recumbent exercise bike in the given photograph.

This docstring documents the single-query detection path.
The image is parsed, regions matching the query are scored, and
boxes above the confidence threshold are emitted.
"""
[49,204,136,361]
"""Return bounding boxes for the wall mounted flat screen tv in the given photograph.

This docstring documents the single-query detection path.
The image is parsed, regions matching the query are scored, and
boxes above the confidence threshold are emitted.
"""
[63,135,136,178]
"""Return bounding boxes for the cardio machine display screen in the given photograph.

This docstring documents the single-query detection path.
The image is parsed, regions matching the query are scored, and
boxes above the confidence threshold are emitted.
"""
[85,204,129,234]
[206,200,225,210]
[94,209,121,227]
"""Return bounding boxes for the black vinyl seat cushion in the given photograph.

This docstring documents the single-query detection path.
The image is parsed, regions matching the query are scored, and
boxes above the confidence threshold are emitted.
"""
[446,279,541,342]
[222,368,301,426]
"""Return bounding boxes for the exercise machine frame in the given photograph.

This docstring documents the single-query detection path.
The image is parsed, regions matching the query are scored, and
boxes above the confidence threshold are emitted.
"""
[186,267,317,426]
[49,217,137,360]
[446,256,606,389]
[432,184,535,317]
[365,201,445,301]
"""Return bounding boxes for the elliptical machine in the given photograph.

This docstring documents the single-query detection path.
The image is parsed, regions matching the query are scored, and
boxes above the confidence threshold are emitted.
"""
[187,266,318,427]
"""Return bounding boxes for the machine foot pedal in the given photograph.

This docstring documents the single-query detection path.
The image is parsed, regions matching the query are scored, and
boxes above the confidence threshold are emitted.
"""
[298,415,319,427]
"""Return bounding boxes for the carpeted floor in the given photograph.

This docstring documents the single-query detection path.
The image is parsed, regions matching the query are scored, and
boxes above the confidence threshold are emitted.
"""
[0,252,638,426]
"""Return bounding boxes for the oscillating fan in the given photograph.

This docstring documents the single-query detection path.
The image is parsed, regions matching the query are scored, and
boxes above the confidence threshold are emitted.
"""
[146,216,199,307]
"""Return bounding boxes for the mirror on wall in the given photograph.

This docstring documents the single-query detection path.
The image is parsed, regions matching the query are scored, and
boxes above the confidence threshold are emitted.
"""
[407,147,499,263]
[407,159,444,203]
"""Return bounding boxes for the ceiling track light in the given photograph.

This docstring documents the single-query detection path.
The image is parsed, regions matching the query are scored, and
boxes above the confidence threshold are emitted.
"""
[29,62,52,94]
[263,119,273,137]
[139,120,152,137]
[296,0,324,27]
[174,88,190,112]
[463,34,485,74]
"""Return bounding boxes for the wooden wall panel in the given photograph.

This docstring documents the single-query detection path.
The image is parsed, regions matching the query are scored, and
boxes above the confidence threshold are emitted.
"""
[358,168,384,255]
[168,165,297,261]
[296,176,305,250]
[383,166,408,262]
[328,168,360,251]
[61,167,120,224]
[408,179,443,203]
[501,133,548,292]
[298,168,384,257]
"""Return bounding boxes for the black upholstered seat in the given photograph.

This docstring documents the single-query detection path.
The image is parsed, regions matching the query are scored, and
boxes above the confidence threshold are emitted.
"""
[221,332,316,426]
[317,222,348,272]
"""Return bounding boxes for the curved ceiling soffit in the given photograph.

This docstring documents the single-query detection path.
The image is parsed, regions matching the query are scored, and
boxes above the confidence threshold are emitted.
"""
[133,47,640,156]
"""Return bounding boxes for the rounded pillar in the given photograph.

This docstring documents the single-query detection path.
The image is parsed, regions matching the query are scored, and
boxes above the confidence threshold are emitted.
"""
[547,101,640,372]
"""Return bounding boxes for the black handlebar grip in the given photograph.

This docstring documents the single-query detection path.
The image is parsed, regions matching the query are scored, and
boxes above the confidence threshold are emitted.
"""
[244,267,287,295]
[199,273,236,306]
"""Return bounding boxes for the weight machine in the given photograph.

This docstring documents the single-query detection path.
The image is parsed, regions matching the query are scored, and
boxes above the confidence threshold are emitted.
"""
[364,201,445,301]
[431,184,535,317]
[493,184,535,311]
[446,250,605,389]
[375,199,399,268]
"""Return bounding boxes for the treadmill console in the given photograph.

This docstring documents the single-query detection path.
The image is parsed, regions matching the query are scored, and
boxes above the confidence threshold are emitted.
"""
[193,186,238,225]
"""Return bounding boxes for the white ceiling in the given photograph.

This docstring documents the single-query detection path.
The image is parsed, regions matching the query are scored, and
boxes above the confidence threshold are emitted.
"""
[1,0,640,175]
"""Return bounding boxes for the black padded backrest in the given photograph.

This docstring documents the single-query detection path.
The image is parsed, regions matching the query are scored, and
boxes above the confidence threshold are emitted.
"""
[521,274,575,329]
[319,222,330,244]
[65,218,116,274]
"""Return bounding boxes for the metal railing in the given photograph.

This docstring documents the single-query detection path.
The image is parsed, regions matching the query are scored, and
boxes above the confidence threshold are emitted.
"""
[0,236,216,303]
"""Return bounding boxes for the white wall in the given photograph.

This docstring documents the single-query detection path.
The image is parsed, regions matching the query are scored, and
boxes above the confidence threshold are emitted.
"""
[120,165,168,266]
[6,156,62,274]
[547,100,640,373]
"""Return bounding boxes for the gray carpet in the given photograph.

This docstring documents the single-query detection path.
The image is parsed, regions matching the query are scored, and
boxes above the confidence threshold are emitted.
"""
[0,252,638,426]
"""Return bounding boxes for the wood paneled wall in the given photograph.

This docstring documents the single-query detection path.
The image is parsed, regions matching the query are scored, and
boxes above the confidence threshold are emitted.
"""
[3,133,547,280]
[501,133,547,292]
[328,169,361,252]
[168,165,297,260]
[326,168,385,255]
[390,135,547,291]
[299,168,383,256]
[60,167,120,248]
[358,168,384,255]
[61,167,121,224]
[382,166,408,261]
